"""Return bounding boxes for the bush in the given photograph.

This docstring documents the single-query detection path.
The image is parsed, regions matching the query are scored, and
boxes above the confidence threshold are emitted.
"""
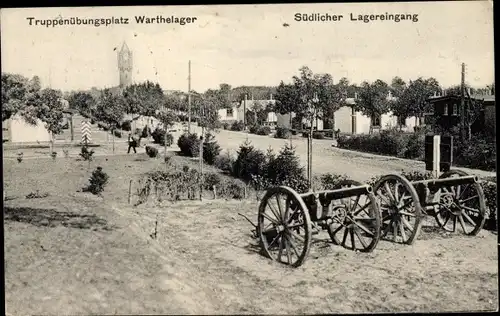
[312,131,325,139]
[257,126,272,135]
[401,170,434,181]
[79,145,95,161]
[26,190,49,199]
[151,127,174,146]
[203,172,224,191]
[318,173,351,190]
[222,122,230,130]
[113,130,122,138]
[121,120,132,131]
[379,129,407,157]
[455,138,496,171]
[230,121,245,131]
[220,178,246,199]
[177,133,201,157]
[275,126,291,139]
[249,125,259,134]
[83,166,109,195]
[264,143,308,193]
[482,177,497,229]
[203,133,222,165]
[145,145,159,158]
[232,140,267,182]
[151,127,165,144]
[141,125,151,138]
[404,130,425,159]
[214,152,234,174]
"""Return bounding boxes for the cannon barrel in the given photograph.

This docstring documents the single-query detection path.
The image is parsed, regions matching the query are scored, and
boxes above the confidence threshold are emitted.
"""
[299,184,373,201]
[411,175,478,191]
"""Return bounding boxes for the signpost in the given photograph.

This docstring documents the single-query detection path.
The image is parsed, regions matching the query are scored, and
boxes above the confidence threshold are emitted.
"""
[81,121,92,145]
[425,134,453,177]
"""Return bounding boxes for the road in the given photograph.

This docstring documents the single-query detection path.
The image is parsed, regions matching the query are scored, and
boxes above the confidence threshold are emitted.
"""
[185,124,495,182]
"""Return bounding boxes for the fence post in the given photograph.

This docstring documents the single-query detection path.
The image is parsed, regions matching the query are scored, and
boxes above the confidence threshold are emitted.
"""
[432,135,441,178]
[128,179,133,204]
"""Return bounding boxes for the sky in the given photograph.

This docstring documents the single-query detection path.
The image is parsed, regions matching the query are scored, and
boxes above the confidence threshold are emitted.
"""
[0,2,495,93]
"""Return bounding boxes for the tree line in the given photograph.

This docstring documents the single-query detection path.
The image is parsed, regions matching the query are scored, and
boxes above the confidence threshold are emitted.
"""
[273,66,494,133]
[3,69,494,137]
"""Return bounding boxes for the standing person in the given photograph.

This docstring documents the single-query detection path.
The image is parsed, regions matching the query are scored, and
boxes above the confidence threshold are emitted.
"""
[127,133,137,154]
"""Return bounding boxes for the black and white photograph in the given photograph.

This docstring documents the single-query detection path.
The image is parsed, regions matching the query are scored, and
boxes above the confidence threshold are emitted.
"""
[1,2,497,314]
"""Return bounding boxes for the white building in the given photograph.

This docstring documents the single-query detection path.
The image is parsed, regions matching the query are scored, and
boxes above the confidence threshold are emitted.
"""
[276,91,421,134]
[3,114,51,143]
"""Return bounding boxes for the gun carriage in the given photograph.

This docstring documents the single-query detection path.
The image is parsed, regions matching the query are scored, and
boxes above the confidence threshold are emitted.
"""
[254,135,486,267]
[257,180,381,267]
[372,169,486,245]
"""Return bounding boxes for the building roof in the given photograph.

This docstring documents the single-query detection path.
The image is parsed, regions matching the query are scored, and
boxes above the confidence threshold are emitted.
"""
[428,94,495,103]
[121,41,130,52]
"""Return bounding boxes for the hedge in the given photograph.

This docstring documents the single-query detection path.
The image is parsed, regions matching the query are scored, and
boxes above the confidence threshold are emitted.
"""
[336,129,495,171]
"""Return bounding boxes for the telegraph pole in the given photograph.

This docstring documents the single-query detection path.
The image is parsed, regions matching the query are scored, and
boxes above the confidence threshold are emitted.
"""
[188,60,192,133]
[460,62,466,142]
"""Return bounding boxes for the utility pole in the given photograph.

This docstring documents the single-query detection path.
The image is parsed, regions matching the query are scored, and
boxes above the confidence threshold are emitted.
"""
[243,94,247,127]
[188,60,192,133]
[460,62,466,142]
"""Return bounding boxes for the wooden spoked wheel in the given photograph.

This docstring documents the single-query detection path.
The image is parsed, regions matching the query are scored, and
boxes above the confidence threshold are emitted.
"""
[373,174,424,245]
[257,186,312,267]
[326,180,381,252]
[434,170,486,236]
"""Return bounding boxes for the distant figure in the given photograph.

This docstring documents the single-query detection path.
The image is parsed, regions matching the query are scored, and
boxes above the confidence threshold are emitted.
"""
[127,133,137,154]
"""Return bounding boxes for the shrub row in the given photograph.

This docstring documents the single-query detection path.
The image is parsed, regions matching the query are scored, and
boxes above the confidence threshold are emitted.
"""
[135,166,246,204]
[337,129,426,160]
[336,128,495,171]
[230,121,245,132]
[249,125,272,136]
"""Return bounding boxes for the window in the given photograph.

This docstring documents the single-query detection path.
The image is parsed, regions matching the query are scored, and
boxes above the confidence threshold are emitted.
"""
[227,108,233,117]
[452,103,458,116]
[397,116,406,126]
[371,115,381,127]
[443,103,448,116]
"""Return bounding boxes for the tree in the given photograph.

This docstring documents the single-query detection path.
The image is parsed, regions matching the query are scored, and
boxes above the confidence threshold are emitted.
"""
[156,109,178,162]
[274,81,300,128]
[21,88,65,152]
[122,81,164,117]
[395,77,440,127]
[67,91,96,119]
[95,89,126,127]
[275,66,345,188]
[95,88,126,152]
[355,79,391,134]
[195,93,221,199]
[164,92,187,112]
[2,73,29,121]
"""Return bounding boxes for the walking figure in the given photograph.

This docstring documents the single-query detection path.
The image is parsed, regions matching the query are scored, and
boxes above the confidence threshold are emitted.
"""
[127,133,137,154]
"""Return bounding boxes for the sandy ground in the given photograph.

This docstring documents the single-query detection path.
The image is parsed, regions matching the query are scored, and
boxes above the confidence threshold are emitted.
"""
[4,195,498,314]
[3,152,498,314]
